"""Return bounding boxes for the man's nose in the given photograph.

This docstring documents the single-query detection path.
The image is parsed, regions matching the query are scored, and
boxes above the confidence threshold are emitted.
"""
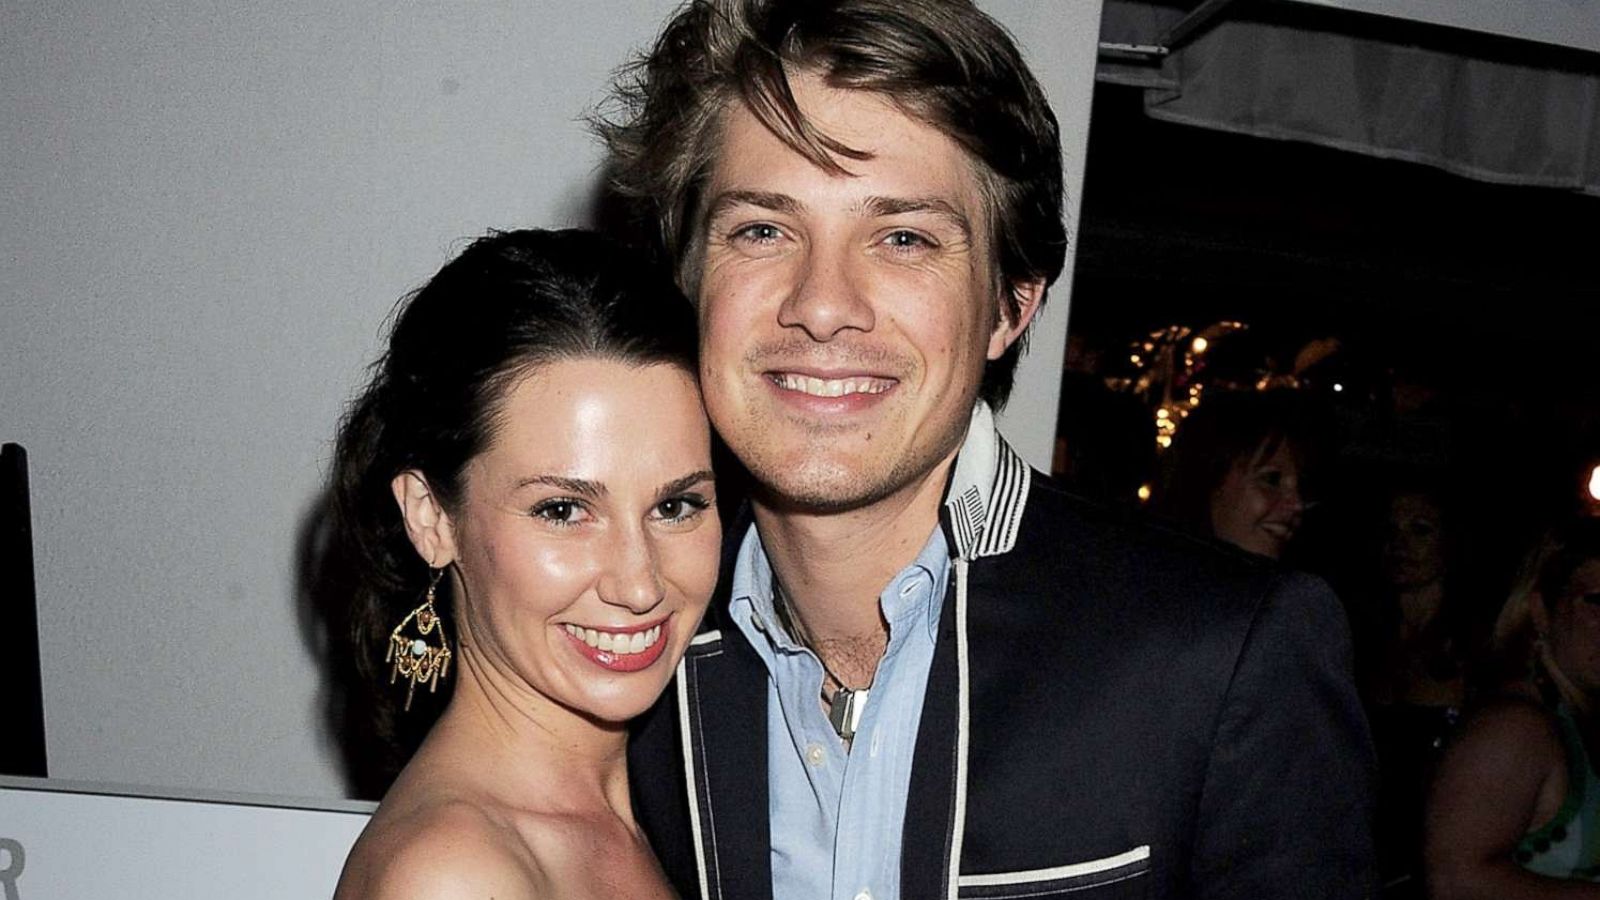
[777,242,874,341]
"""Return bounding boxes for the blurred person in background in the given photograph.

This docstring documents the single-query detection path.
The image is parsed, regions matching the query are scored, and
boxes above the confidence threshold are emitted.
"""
[1358,479,1474,896]
[1426,517,1600,897]
[1365,486,1469,708]
[1157,390,1318,560]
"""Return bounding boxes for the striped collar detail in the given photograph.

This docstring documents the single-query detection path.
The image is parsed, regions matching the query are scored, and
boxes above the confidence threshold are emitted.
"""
[942,403,1031,561]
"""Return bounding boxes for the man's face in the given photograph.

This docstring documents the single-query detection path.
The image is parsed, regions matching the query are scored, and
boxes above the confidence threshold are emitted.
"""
[695,73,1030,513]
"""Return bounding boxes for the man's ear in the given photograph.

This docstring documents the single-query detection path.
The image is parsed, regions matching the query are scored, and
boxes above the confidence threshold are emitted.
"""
[391,470,458,568]
[987,278,1045,360]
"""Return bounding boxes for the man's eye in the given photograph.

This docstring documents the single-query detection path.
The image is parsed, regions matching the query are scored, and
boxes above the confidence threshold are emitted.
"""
[733,223,783,243]
[883,230,931,249]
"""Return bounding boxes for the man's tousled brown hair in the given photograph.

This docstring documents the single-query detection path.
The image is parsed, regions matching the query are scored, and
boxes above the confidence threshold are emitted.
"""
[597,0,1068,408]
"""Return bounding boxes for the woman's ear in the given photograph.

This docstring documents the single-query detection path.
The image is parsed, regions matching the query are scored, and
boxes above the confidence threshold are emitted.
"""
[1528,589,1551,638]
[391,470,458,568]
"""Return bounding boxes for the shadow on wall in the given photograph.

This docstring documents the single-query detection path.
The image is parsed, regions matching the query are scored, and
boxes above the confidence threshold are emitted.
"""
[295,487,436,801]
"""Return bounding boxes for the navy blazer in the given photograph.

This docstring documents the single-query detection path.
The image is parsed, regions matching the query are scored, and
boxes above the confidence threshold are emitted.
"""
[629,406,1376,899]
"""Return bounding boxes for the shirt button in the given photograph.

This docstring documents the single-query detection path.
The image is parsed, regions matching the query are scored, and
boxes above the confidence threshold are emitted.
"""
[805,743,827,767]
[854,890,873,900]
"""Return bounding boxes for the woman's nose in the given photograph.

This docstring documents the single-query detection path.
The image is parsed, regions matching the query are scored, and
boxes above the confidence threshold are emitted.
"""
[599,525,665,613]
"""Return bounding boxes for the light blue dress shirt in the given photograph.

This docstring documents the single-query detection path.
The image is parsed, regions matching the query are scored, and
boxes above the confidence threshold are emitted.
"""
[727,523,950,900]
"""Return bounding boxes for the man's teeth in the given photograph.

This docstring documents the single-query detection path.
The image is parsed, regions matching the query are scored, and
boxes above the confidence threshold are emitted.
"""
[773,373,892,398]
[563,624,662,655]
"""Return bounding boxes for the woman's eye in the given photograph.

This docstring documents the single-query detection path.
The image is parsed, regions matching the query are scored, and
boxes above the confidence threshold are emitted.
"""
[1255,470,1283,489]
[654,494,709,523]
[532,500,583,524]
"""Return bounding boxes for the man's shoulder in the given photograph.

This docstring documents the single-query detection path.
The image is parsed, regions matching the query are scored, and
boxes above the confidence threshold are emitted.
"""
[1005,473,1285,604]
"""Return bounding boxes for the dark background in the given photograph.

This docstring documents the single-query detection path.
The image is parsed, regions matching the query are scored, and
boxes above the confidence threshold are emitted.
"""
[1062,81,1600,623]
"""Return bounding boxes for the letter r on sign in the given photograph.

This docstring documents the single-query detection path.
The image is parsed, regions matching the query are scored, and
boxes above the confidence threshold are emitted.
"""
[0,837,21,900]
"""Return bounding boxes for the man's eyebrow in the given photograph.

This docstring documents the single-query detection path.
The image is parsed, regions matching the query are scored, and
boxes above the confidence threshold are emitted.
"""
[864,195,972,239]
[513,474,605,498]
[704,189,804,221]
[656,469,717,498]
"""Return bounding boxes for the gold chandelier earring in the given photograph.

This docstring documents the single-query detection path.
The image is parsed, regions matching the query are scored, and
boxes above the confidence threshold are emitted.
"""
[387,567,453,711]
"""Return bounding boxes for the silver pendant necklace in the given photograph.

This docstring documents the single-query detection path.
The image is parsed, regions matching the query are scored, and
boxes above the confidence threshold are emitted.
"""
[772,582,870,742]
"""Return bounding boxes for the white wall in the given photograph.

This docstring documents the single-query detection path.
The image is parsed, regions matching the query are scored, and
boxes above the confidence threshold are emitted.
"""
[0,0,1102,799]
[990,1,1104,467]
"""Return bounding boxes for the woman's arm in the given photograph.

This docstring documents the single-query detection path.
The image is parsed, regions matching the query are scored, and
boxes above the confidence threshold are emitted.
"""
[1425,700,1600,899]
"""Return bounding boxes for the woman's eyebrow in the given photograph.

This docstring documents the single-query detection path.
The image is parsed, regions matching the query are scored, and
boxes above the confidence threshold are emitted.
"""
[656,470,716,498]
[656,464,720,493]
[514,474,605,498]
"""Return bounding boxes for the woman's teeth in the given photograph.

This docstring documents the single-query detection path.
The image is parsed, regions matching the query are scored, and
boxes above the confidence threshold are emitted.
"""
[563,623,662,654]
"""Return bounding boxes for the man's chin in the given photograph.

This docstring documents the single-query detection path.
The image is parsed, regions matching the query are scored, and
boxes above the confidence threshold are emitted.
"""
[746,461,902,516]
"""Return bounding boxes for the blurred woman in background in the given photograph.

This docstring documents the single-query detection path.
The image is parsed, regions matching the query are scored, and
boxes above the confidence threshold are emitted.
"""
[1359,480,1473,896]
[1426,518,1600,896]
[1157,390,1316,560]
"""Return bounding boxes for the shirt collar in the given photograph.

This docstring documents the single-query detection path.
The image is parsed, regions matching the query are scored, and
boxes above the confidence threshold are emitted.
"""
[729,526,792,650]
[728,401,1030,642]
[729,520,950,652]
[941,402,1033,561]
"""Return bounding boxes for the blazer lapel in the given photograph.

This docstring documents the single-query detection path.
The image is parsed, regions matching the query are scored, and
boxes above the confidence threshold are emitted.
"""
[679,615,774,900]
[902,583,961,897]
[902,403,1033,897]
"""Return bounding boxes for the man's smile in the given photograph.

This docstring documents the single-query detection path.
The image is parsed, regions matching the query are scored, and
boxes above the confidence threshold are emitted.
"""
[767,372,897,398]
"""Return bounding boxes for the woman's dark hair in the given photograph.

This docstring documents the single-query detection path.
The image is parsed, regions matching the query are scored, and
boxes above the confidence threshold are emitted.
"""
[324,228,697,790]
[1156,389,1320,536]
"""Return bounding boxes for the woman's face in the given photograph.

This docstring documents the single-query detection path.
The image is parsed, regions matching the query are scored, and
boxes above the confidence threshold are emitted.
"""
[1209,440,1304,559]
[1382,493,1446,590]
[1547,559,1600,697]
[437,358,720,724]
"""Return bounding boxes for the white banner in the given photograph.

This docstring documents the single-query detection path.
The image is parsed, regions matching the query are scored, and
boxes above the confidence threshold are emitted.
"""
[0,776,373,899]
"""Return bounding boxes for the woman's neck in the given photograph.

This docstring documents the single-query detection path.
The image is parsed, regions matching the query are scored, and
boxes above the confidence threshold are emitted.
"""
[1397,580,1446,632]
[423,646,634,817]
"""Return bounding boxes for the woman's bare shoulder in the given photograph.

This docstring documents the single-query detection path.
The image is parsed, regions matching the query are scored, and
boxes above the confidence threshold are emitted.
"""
[1463,693,1560,741]
[335,796,550,900]
[1445,693,1564,773]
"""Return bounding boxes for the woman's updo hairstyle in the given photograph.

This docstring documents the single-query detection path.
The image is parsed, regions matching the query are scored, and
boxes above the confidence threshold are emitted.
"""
[325,228,696,789]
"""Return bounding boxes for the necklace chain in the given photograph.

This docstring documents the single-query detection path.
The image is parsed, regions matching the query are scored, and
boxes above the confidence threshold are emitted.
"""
[772,581,871,741]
